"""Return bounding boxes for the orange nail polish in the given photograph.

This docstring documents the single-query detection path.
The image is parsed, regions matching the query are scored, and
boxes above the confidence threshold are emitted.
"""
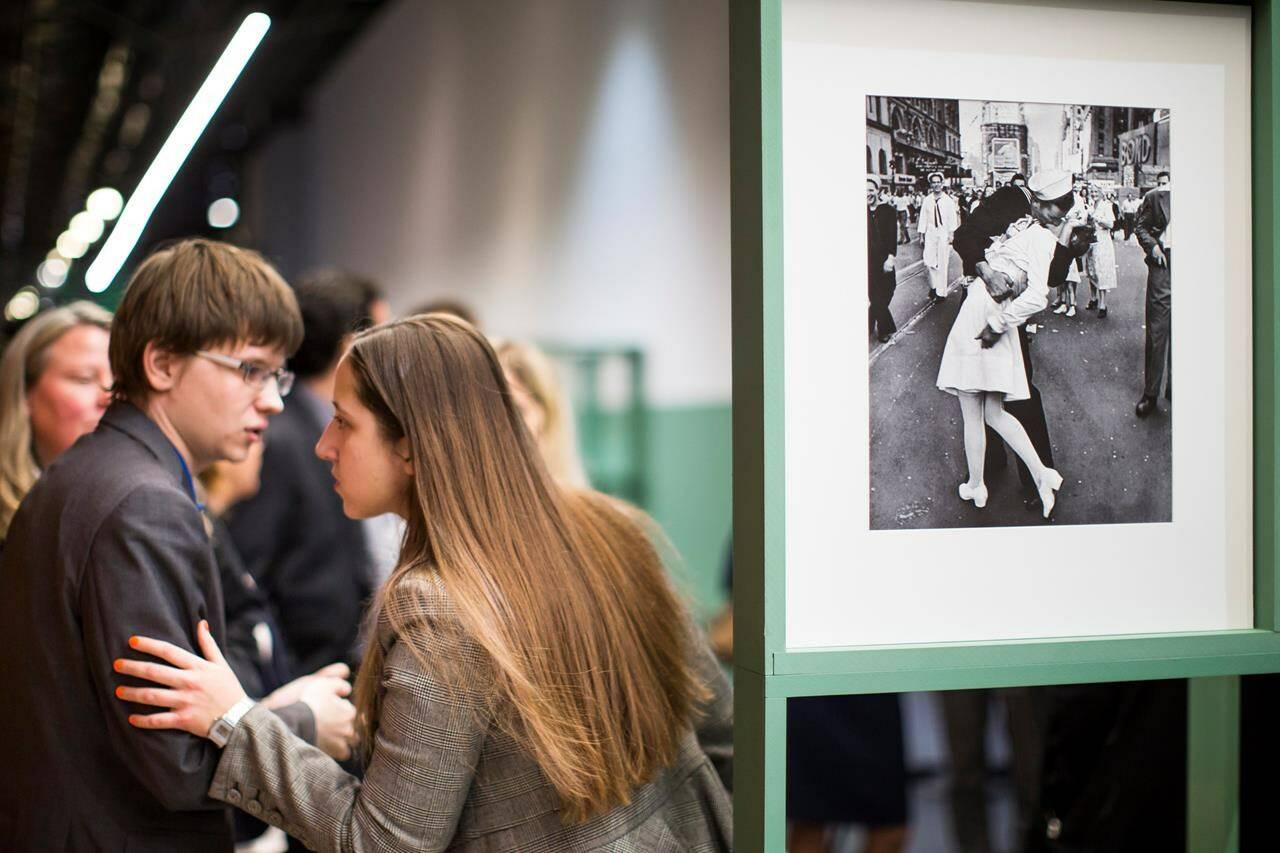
[128,715,137,725]
[115,686,125,698]
[128,636,139,649]
[113,659,123,672]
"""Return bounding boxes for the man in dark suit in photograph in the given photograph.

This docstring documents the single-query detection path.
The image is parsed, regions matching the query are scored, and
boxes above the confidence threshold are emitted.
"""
[1134,170,1172,418]
[867,175,900,343]
[0,240,356,852]
[952,170,1075,512]
[228,269,389,675]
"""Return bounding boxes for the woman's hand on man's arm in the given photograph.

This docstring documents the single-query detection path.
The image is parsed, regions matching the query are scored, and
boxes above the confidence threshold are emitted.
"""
[115,621,357,760]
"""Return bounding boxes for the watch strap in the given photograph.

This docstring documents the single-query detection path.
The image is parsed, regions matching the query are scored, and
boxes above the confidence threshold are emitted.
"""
[207,697,257,747]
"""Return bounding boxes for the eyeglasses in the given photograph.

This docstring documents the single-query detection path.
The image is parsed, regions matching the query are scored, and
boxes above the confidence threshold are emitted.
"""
[196,350,295,397]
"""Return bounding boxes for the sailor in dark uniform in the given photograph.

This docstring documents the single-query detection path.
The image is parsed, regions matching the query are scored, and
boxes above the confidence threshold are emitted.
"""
[951,171,1076,510]
[867,175,900,342]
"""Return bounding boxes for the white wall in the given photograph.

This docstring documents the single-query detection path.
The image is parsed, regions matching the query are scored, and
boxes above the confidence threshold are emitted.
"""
[251,0,730,406]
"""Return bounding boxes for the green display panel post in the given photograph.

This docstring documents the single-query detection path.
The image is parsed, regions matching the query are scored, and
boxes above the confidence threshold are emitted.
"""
[731,1,1280,851]
[1187,677,1241,851]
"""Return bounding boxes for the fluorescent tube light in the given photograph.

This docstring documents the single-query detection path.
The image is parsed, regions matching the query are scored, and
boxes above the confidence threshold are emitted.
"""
[85,13,270,293]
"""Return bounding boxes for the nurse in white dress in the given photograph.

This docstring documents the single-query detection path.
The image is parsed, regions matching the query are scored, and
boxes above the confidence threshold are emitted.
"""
[1087,196,1118,317]
[936,216,1065,517]
[918,172,961,300]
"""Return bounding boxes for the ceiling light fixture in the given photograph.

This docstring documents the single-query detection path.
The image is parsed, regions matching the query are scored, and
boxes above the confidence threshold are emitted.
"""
[207,197,240,229]
[5,288,41,322]
[56,231,89,259]
[85,13,271,293]
[37,258,69,289]
[69,211,105,243]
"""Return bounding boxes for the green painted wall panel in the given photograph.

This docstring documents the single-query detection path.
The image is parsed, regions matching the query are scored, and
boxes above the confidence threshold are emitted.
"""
[641,403,734,621]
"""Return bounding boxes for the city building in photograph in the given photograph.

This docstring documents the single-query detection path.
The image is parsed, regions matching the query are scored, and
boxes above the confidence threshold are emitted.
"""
[888,98,963,187]
[980,101,1029,186]
[866,96,895,185]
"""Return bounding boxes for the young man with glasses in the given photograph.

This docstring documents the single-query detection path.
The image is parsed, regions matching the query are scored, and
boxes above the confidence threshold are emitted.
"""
[0,239,355,851]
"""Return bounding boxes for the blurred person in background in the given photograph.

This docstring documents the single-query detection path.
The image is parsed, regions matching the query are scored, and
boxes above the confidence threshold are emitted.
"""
[1032,681,1186,851]
[788,696,909,853]
[228,268,388,674]
[410,297,478,327]
[202,446,354,851]
[710,547,907,853]
[0,301,112,548]
[116,314,733,851]
[202,444,299,705]
[494,337,589,487]
[941,688,1046,853]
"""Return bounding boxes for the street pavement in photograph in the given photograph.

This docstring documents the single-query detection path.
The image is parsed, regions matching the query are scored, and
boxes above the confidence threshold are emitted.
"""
[869,228,1173,529]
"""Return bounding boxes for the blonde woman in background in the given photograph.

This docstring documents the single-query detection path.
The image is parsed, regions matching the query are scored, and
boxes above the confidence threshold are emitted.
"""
[0,301,111,545]
[494,337,590,487]
[199,444,306,703]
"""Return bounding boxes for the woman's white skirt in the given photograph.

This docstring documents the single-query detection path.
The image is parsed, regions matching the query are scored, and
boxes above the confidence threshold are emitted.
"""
[936,281,1030,402]
[1086,227,1118,291]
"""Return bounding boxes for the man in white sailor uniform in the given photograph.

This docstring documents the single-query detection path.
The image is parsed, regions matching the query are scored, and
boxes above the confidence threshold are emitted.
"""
[918,171,961,302]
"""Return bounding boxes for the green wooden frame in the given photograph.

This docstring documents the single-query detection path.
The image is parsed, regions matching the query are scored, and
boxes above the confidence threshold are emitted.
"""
[730,1,1279,850]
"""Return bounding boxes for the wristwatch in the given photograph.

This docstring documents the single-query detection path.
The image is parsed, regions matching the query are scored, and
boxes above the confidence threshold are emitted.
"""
[207,697,257,748]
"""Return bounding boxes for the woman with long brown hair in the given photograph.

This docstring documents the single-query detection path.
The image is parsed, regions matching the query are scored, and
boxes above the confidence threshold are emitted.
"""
[113,313,732,851]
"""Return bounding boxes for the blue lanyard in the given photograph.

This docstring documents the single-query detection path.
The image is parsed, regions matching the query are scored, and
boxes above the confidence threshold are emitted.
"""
[171,447,206,512]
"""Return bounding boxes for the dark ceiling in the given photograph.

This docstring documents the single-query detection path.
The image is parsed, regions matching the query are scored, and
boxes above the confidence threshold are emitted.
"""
[1,0,389,317]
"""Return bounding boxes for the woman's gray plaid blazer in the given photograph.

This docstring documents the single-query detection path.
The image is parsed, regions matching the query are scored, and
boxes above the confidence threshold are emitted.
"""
[208,591,733,852]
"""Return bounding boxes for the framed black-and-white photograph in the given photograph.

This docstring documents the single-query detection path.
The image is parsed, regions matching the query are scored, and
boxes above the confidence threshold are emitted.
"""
[780,0,1252,648]
[865,97,1172,530]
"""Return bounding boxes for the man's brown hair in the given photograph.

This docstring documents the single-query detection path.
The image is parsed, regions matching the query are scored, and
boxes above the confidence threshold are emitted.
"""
[109,238,303,401]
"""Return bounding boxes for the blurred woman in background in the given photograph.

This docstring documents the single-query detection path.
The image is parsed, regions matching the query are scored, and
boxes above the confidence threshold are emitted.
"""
[200,443,297,703]
[0,301,111,545]
[494,338,590,487]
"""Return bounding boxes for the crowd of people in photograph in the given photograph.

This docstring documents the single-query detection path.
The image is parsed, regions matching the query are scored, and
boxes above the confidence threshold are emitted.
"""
[871,171,1170,331]
[868,167,1174,518]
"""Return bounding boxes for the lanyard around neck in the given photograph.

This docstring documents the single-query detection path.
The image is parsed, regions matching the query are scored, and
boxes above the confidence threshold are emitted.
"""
[170,446,205,511]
